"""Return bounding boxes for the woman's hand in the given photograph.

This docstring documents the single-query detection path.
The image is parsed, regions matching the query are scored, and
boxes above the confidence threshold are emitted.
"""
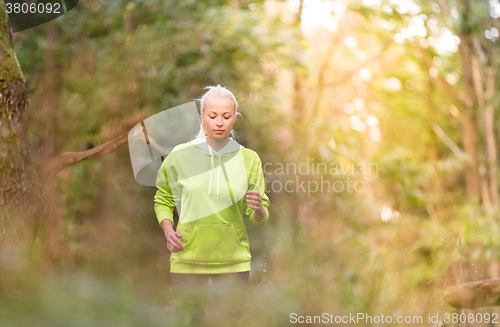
[246,190,266,222]
[166,230,185,252]
[161,219,185,252]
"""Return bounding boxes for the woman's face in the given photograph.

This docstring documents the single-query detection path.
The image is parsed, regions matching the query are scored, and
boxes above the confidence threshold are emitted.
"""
[202,97,236,140]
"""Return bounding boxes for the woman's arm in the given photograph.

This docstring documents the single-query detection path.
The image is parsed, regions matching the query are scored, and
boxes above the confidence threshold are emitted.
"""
[154,156,184,252]
[246,190,267,222]
[245,154,270,226]
[161,219,184,252]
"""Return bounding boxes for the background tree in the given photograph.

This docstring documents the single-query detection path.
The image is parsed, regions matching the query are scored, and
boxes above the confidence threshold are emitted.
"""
[0,0,33,210]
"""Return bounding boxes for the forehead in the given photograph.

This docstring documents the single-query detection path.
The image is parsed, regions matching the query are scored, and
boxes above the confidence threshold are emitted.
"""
[204,97,235,113]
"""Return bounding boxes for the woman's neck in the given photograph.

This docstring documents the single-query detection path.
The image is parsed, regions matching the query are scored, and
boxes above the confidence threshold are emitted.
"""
[207,137,229,152]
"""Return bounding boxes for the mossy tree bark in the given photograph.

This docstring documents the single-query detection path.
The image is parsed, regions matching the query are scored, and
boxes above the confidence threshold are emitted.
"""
[0,1,36,214]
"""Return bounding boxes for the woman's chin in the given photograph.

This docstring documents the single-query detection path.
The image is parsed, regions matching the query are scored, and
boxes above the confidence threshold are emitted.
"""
[208,134,229,139]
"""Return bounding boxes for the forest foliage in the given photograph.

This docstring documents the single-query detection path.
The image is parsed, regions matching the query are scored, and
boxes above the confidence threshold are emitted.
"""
[2,0,500,325]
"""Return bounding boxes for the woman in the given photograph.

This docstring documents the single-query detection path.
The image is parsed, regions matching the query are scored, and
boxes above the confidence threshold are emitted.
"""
[153,85,270,326]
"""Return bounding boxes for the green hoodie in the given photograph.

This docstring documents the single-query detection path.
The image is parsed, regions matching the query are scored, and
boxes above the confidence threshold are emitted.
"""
[154,136,270,274]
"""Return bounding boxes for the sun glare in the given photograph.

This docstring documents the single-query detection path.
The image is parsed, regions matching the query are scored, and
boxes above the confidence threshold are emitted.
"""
[290,0,347,34]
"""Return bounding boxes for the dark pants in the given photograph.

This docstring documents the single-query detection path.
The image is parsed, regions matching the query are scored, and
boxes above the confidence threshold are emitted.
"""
[170,271,250,327]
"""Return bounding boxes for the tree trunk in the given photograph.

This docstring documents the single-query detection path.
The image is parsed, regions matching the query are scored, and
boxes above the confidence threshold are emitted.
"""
[292,0,304,128]
[458,32,481,203]
[0,1,36,214]
[35,22,66,266]
[424,65,443,215]
[484,47,499,213]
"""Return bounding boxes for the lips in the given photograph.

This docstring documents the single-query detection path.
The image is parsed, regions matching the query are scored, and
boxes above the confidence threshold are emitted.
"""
[214,130,225,134]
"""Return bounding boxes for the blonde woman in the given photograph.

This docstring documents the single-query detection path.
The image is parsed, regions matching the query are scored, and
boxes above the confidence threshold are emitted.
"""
[154,85,270,325]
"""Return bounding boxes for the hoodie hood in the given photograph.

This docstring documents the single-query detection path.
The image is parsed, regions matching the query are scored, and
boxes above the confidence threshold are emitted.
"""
[187,136,244,199]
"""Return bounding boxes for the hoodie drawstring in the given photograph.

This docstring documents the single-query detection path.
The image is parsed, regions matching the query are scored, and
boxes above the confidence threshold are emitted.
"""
[208,146,214,198]
[207,146,222,199]
[217,155,221,199]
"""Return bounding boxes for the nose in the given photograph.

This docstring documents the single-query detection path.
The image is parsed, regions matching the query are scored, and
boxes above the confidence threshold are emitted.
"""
[216,117,223,127]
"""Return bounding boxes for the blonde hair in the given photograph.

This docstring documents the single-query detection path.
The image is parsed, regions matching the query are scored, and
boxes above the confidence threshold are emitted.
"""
[195,84,242,139]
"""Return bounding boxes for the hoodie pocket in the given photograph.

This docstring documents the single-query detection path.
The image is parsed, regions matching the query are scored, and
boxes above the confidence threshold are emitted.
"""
[178,224,250,263]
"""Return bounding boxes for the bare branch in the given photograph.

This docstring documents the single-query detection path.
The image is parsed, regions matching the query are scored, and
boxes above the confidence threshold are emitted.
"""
[309,32,341,120]
[420,49,465,105]
[471,54,486,109]
[436,0,451,16]
[473,37,488,63]
[42,133,129,182]
[449,105,465,124]
[432,124,465,158]
[101,110,148,139]
[41,111,150,181]
[128,126,169,154]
